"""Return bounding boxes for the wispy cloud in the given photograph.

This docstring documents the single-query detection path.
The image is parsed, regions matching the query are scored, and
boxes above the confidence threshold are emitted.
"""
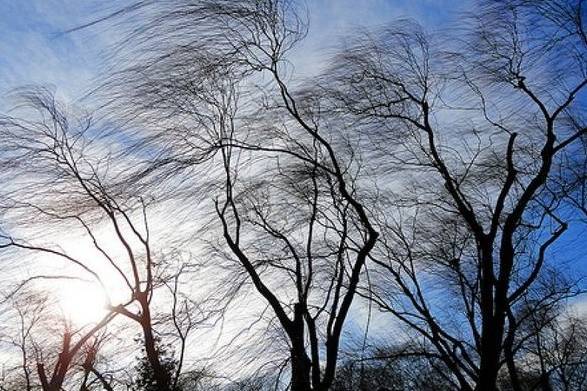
[0,0,119,104]
[0,1,470,103]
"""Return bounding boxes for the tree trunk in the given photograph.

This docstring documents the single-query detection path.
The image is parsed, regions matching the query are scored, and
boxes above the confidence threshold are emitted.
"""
[291,347,312,391]
[290,303,312,391]
[476,244,502,391]
[38,333,72,391]
[140,299,172,391]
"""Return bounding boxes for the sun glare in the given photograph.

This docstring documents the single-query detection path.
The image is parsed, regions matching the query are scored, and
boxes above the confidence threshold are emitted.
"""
[58,282,108,325]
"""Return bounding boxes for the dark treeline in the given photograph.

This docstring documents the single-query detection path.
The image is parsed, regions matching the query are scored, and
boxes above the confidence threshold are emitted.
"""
[0,1,586,390]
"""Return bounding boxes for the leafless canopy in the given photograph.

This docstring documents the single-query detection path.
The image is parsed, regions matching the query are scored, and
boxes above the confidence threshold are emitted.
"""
[0,1,586,391]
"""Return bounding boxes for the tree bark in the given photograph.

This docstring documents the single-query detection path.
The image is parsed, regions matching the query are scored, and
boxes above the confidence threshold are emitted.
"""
[139,298,172,391]
[290,303,312,391]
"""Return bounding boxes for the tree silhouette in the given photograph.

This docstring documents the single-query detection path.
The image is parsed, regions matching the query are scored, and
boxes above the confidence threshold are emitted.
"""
[0,1,585,390]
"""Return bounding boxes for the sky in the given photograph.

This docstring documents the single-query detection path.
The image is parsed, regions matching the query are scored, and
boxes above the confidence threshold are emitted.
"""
[0,0,476,372]
[1,0,585,312]
[1,0,586,318]
[0,0,470,105]
[1,0,586,372]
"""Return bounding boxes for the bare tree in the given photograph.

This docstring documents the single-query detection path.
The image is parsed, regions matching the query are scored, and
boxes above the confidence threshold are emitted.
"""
[0,291,50,390]
[72,0,586,389]
[332,344,454,391]
[0,88,198,391]
[318,1,586,390]
[87,1,382,390]
[0,288,116,391]
[35,324,116,391]
[1,1,584,390]
[519,312,587,391]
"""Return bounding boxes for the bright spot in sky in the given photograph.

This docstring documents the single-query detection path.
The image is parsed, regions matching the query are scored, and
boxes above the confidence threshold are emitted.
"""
[58,281,108,325]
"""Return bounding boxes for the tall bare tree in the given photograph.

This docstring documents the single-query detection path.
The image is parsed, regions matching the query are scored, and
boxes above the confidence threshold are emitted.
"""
[0,88,193,391]
[93,1,380,389]
[318,1,586,390]
[1,1,584,390]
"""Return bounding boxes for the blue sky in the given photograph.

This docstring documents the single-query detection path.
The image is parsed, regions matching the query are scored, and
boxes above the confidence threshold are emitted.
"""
[0,0,101,102]
[2,0,585,272]
[1,0,584,298]
[1,1,586,378]
[0,0,469,104]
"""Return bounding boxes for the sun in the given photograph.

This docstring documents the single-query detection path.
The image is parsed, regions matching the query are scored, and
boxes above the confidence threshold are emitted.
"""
[57,281,108,325]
